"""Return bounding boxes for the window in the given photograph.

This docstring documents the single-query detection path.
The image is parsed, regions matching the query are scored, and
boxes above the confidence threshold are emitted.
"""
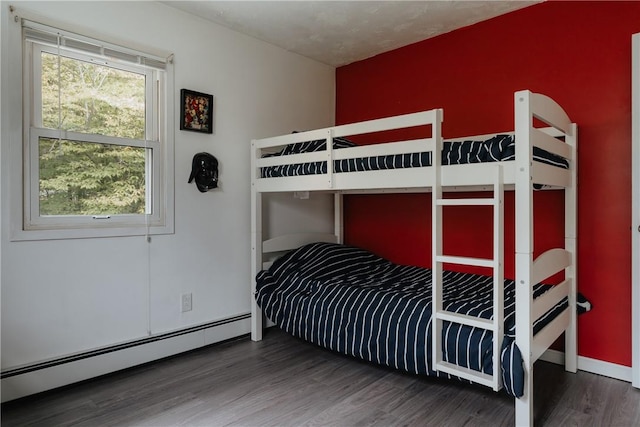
[20,20,174,239]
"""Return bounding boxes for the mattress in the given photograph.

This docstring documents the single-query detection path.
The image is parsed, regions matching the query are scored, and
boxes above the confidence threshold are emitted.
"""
[254,242,575,397]
[260,134,568,178]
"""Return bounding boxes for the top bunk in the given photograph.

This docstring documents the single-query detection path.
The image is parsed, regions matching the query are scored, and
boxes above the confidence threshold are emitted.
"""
[251,90,577,194]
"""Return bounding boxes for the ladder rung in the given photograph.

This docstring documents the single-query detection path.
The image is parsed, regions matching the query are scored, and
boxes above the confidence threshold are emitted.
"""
[435,255,495,268]
[436,198,495,206]
[435,361,495,388]
[435,311,495,330]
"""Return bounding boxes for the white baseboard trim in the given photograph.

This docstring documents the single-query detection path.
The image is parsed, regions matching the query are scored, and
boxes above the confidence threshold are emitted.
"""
[540,349,632,383]
[1,315,251,403]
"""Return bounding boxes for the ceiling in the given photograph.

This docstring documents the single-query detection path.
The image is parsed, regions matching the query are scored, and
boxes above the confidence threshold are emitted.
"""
[161,1,539,67]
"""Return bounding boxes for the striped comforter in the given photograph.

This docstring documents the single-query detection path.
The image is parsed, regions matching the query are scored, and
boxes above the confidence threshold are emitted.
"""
[255,242,570,398]
[260,134,568,178]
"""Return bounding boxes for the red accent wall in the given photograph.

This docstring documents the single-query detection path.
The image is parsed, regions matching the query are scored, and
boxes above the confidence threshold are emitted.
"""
[337,1,640,366]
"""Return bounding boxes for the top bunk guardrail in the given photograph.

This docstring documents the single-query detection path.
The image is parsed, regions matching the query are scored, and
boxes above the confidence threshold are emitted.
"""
[251,109,442,193]
[251,90,576,194]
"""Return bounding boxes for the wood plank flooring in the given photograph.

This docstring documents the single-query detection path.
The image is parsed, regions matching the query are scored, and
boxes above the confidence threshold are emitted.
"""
[2,328,639,426]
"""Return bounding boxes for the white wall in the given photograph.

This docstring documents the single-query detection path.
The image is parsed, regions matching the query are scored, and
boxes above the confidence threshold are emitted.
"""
[0,0,334,395]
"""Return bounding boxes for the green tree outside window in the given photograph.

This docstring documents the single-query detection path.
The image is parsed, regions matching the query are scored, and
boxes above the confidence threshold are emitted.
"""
[39,53,147,216]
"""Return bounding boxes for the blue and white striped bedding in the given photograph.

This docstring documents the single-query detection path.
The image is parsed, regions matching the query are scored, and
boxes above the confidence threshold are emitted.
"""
[254,242,574,397]
[260,134,568,178]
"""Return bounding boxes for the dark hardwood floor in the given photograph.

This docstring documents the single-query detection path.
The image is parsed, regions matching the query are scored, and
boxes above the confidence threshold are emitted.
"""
[2,328,639,426]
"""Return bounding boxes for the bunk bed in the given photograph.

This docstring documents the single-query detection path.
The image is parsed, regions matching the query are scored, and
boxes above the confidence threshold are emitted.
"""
[250,90,578,426]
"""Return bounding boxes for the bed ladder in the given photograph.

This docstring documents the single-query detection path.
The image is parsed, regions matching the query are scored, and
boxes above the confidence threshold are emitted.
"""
[431,165,505,391]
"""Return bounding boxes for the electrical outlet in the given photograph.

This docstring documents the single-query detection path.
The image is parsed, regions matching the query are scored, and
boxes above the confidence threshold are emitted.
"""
[181,293,192,312]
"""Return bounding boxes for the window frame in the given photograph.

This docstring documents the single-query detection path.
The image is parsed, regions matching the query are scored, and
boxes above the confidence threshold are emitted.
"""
[15,19,174,240]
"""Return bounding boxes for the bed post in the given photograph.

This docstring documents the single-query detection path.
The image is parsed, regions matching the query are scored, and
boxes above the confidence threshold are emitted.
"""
[251,140,263,341]
[565,123,578,373]
[335,193,344,244]
[431,108,443,379]
[515,91,534,426]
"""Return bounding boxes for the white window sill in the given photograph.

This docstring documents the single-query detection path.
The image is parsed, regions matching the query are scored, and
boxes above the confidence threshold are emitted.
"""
[10,223,174,241]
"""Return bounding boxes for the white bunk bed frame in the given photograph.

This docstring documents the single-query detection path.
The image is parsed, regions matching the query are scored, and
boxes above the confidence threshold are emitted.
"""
[250,90,577,426]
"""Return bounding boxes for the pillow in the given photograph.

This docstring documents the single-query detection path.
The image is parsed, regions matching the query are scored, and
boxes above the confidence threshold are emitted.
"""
[267,242,390,282]
[263,135,356,158]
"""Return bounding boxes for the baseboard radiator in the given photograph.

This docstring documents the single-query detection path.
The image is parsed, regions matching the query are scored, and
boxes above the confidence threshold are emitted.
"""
[1,314,251,402]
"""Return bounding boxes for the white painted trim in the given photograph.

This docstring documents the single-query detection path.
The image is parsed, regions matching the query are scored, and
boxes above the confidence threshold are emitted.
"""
[579,355,633,383]
[632,32,640,389]
[540,349,632,383]
[0,316,250,402]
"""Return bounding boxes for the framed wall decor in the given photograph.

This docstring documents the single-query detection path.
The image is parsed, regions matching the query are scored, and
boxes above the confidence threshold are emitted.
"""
[180,89,214,134]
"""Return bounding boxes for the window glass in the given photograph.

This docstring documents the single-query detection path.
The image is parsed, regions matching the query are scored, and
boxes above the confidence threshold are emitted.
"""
[38,137,147,216]
[41,52,146,139]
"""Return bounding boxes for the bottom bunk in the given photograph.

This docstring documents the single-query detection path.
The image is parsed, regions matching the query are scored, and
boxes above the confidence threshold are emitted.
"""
[254,241,588,398]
